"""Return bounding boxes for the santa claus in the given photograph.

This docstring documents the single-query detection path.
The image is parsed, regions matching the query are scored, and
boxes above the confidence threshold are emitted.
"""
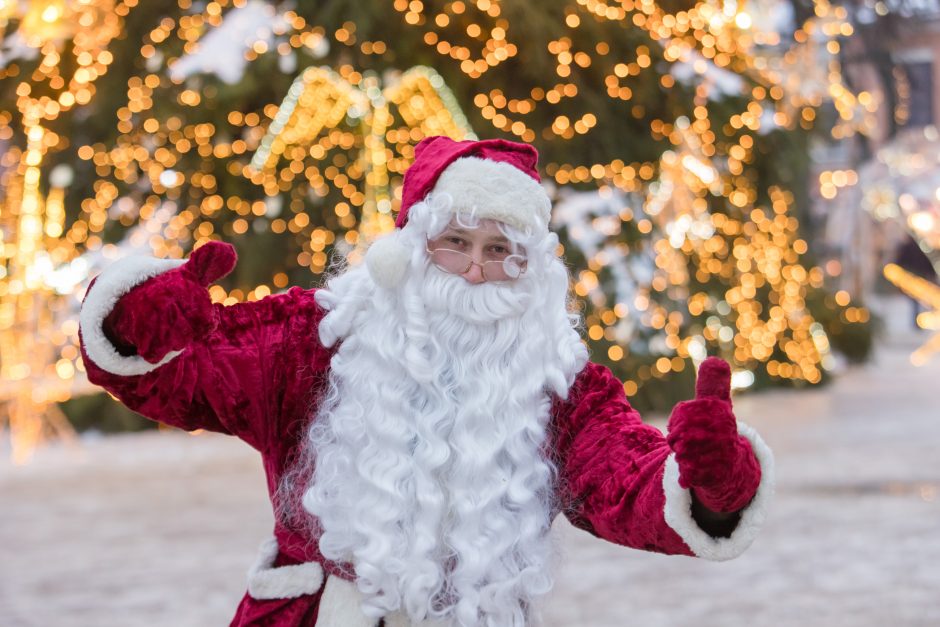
[79,136,774,627]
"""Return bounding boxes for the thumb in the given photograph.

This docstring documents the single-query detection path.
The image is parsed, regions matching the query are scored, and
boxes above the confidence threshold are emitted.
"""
[185,241,237,287]
[695,356,731,401]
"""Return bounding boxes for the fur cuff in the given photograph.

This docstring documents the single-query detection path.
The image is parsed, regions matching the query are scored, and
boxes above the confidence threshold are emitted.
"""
[385,611,450,627]
[313,574,457,626]
[315,575,377,627]
[662,422,775,561]
[247,536,324,600]
[79,256,187,376]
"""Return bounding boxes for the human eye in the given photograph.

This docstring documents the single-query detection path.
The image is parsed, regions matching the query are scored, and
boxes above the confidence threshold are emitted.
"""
[444,235,468,248]
[489,244,510,255]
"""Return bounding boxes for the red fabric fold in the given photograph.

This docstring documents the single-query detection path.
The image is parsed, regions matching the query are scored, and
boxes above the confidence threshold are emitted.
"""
[80,262,765,623]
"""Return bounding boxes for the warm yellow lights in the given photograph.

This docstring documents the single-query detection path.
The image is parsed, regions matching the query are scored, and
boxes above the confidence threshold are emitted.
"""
[583,115,833,387]
[884,264,940,365]
[250,65,474,244]
[0,0,129,463]
[0,0,876,461]
[20,0,72,45]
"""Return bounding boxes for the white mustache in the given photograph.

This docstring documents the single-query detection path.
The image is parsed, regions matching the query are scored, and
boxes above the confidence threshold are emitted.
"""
[419,266,533,325]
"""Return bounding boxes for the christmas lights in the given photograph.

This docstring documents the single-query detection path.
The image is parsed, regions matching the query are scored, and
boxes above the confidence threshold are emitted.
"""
[0,0,127,462]
[884,264,940,365]
[0,0,880,460]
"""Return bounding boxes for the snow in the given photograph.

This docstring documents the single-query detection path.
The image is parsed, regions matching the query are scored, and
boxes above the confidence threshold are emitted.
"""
[748,0,796,35]
[669,50,746,98]
[0,30,39,68]
[758,106,778,135]
[1,297,939,626]
[552,188,650,343]
[168,0,290,85]
[883,0,940,18]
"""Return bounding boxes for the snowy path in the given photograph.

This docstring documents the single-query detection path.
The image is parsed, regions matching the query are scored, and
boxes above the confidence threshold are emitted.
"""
[2,330,939,626]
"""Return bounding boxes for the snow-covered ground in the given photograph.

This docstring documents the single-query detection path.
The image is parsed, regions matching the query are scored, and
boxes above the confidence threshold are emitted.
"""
[2,298,939,626]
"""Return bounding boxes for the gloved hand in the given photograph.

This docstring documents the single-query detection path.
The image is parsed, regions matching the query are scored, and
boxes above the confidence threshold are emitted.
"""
[103,241,237,364]
[666,357,761,513]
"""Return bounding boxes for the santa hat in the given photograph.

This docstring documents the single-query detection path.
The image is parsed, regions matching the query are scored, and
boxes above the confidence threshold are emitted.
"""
[366,136,552,288]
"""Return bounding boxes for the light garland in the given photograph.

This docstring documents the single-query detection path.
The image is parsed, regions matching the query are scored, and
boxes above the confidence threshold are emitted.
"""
[0,0,879,460]
[250,65,474,247]
[884,264,940,365]
[569,121,833,389]
[860,125,940,261]
[0,0,128,463]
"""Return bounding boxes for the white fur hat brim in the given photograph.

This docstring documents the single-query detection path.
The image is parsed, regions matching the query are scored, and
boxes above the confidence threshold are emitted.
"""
[432,156,551,234]
[366,155,551,289]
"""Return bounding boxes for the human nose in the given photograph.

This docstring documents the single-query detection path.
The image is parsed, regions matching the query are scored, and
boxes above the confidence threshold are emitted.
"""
[461,260,486,284]
[460,245,488,284]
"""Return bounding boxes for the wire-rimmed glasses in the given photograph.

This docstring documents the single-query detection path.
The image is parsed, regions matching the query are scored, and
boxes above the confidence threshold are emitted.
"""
[426,240,527,281]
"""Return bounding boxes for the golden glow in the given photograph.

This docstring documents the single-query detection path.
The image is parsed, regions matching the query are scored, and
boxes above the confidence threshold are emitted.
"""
[884,264,940,365]
[0,0,875,461]
[250,65,474,244]
[0,0,128,463]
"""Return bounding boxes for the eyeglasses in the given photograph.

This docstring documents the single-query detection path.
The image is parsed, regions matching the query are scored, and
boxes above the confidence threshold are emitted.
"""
[426,239,527,281]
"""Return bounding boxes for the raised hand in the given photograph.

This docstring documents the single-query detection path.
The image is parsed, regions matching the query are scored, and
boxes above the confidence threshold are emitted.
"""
[666,357,761,513]
[103,241,237,364]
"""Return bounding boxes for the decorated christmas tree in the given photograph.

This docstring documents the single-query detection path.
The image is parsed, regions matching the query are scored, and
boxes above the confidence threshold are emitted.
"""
[0,0,876,456]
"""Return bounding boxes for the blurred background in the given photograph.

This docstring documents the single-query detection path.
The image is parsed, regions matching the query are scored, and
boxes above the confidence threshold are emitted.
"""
[0,1,938,625]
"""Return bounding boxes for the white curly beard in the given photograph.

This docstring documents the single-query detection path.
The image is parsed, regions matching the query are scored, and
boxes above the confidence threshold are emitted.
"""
[290,205,587,627]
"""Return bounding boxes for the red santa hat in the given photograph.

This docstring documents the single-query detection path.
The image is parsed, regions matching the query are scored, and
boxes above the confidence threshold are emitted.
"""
[366,136,551,288]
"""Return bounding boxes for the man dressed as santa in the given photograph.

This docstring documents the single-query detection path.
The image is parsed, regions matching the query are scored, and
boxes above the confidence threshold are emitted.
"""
[79,136,774,627]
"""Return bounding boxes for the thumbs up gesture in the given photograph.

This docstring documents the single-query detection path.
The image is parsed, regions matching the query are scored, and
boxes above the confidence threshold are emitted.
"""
[103,241,238,364]
[666,357,762,513]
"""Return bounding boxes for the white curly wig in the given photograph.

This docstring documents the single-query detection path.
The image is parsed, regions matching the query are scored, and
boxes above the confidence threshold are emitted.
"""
[283,193,588,626]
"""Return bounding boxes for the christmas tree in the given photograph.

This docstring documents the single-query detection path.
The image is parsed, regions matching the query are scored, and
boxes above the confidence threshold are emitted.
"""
[0,0,875,453]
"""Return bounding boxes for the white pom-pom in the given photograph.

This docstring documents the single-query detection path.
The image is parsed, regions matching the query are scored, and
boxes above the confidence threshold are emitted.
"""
[365,230,411,289]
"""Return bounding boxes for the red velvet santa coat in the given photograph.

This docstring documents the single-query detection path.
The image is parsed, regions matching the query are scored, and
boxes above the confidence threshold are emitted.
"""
[78,258,773,627]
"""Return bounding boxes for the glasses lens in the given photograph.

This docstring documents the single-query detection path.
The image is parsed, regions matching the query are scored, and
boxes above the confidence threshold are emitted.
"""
[429,248,471,274]
[482,255,526,281]
[427,240,527,281]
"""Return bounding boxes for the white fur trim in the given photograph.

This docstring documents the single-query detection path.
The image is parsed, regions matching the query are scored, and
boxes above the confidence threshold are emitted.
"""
[433,156,551,233]
[365,231,412,289]
[246,536,324,600]
[79,256,187,376]
[312,576,447,627]
[384,611,450,627]
[315,575,377,627]
[662,421,775,561]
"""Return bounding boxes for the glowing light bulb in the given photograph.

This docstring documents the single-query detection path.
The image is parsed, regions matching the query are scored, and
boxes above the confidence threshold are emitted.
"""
[42,4,62,22]
[908,211,935,234]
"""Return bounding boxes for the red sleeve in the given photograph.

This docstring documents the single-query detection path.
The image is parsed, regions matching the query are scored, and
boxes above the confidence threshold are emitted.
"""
[79,260,332,453]
[550,361,694,556]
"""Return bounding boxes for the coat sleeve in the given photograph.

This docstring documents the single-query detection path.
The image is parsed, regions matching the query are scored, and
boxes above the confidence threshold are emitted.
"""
[78,257,333,453]
[550,361,774,561]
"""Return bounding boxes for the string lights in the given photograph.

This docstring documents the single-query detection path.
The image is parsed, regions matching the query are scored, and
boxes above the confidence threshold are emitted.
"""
[0,0,127,462]
[0,0,884,460]
[250,65,474,248]
[859,124,940,364]
[884,264,940,365]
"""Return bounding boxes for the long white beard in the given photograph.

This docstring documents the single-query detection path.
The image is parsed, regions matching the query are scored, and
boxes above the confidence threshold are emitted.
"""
[295,227,587,626]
